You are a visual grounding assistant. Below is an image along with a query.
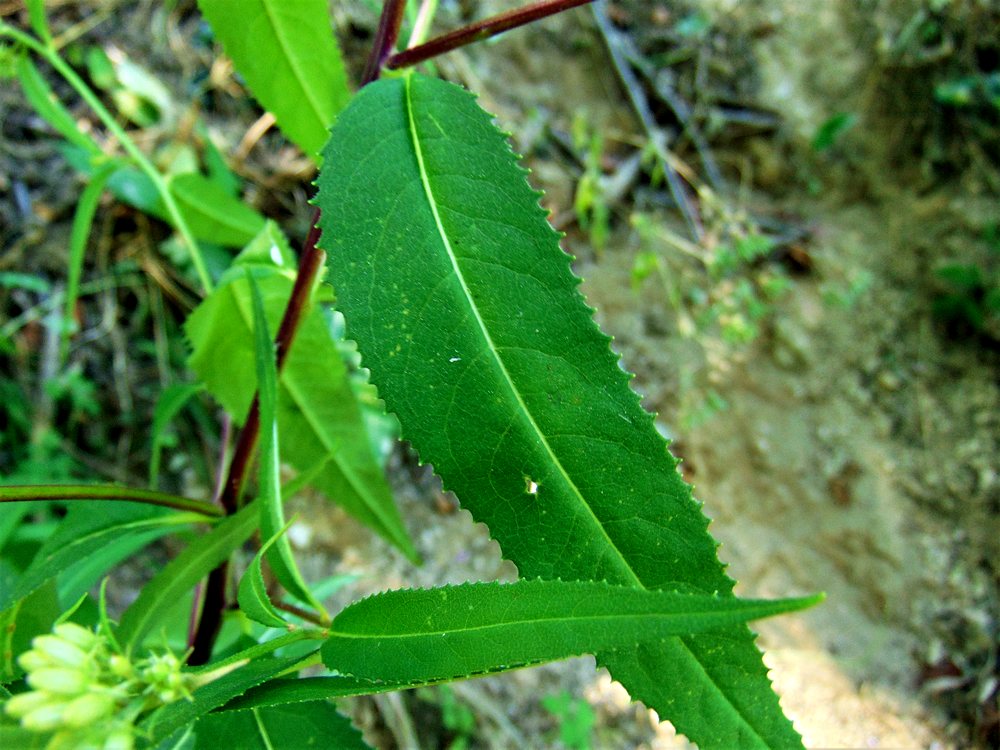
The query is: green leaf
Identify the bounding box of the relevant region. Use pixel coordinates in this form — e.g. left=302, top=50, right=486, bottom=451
left=102, top=167, right=264, bottom=247
left=16, top=56, right=99, bottom=154
left=247, top=273, right=324, bottom=617
left=117, top=502, right=258, bottom=650
left=64, top=161, right=117, bottom=362
left=199, top=123, right=242, bottom=197
left=25, top=0, right=51, bottom=46
left=316, top=73, right=806, bottom=749
left=195, top=0, right=351, bottom=158
left=236, top=522, right=291, bottom=630
left=192, top=702, right=369, bottom=750
left=0, top=726, right=50, bottom=750
left=167, top=172, right=265, bottom=247
left=186, top=224, right=416, bottom=561
left=0, top=501, right=187, bottom=612
left=222, top=676, right=394, bottom=712
left=321, top=580, right=820, bottom=685
left=0, top=580, right=59, bottom=681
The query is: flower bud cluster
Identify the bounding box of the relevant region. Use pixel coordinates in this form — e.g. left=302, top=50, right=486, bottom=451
left=3, top=622, right=196, bottom=750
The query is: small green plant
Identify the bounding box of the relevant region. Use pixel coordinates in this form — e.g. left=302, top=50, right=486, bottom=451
left=571, top=111, right=613, bottom=252
left=542, top=689, right=595, bottom=750
left=437, top=685, right=477, bottom=750
left=630, top=195, right=793, bottom=426
left=0, top=2, right=821, bottom=748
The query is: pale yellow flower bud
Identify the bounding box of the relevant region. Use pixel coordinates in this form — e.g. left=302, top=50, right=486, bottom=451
left=53, top=622, right=100, bottom=650
left=21, top=701, right=67, bottom=731
left=33, top=635, right=89, bottom=668
left=3, top=689, right=51, bottom=718
left=16, top=650, right=52, bottom=672
left=27, top=666, right=88, bottom=695
left=62, top=692, right=116, bottom=727
left=108, top=655, right=134, bottom=679
left=103, top=729, right=135, bottom=750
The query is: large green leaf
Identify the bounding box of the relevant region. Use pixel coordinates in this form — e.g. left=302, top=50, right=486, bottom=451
left=186, top=224, right=416, bottom=561
left=322, top=580, right=819, bottom=685
left=315, top=73, right=806, bottom=749
left=195, top=0, right=351, bottom=158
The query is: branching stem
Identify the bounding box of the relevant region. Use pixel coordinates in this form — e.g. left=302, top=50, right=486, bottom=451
left=362, top=0, right=408, bottom=85
left=388, top=0, right=594, bottom=71
left=190, top=215, right=326, bottom=664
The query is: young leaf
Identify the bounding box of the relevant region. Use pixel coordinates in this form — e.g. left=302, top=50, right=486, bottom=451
left=186, top=224, right=416, bottom=561
left=191, top=702, right=369, bottom=750
left=100, top=166, right=265, bottom=247
left=321, top=580, right=820, bottom=685
left=195, top=0, right=351, bottom=158
left=236, top=522, right=291, bottom=630
left=117, top=502, right=258, bottom=650
left=316, top=73, right=806, bottom=749
left=167, top=172, right=265, bottom=247
left=247, top=273, right=325, bottom=618
left=16, top=57, right=100, bottom=155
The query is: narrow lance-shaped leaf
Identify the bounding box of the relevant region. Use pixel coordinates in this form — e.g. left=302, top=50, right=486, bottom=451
left=322, top=580, right=821, bottom=685
left=117, top=502, right=258, bottom=650
left=237, top=519, right=294, bottom=630
left=0, top=501, right=192, bottom=612
left=195, top=0, right=351, bottom=158
left=17, top=56, right=99, bottom=155
left=248, top=272, right=325, bottom=618
left=316, top=73, right=806, bottom=749
left=149, top=382, right=205, bottom=487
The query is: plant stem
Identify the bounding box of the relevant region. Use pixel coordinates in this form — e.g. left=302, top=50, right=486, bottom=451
left=190, top=215, right=327, bottom=664
left=0, top=484, right=222, bottom=518
left=0, top=23, right=214, bottom=294
left=388, top=0, right=594, bottom=71
left=217, top=222, right=327, bottom=516
left=362, top=0, right=408, bottom=85
left=192, top=0, right=594, bottom=663
left=273, top=600, right=327, bottom=627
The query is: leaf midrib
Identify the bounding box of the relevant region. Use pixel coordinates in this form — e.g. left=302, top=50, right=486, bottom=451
left=332, top=605, right=780, bottom=639
left=402, top=73, right=640, bottom=589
